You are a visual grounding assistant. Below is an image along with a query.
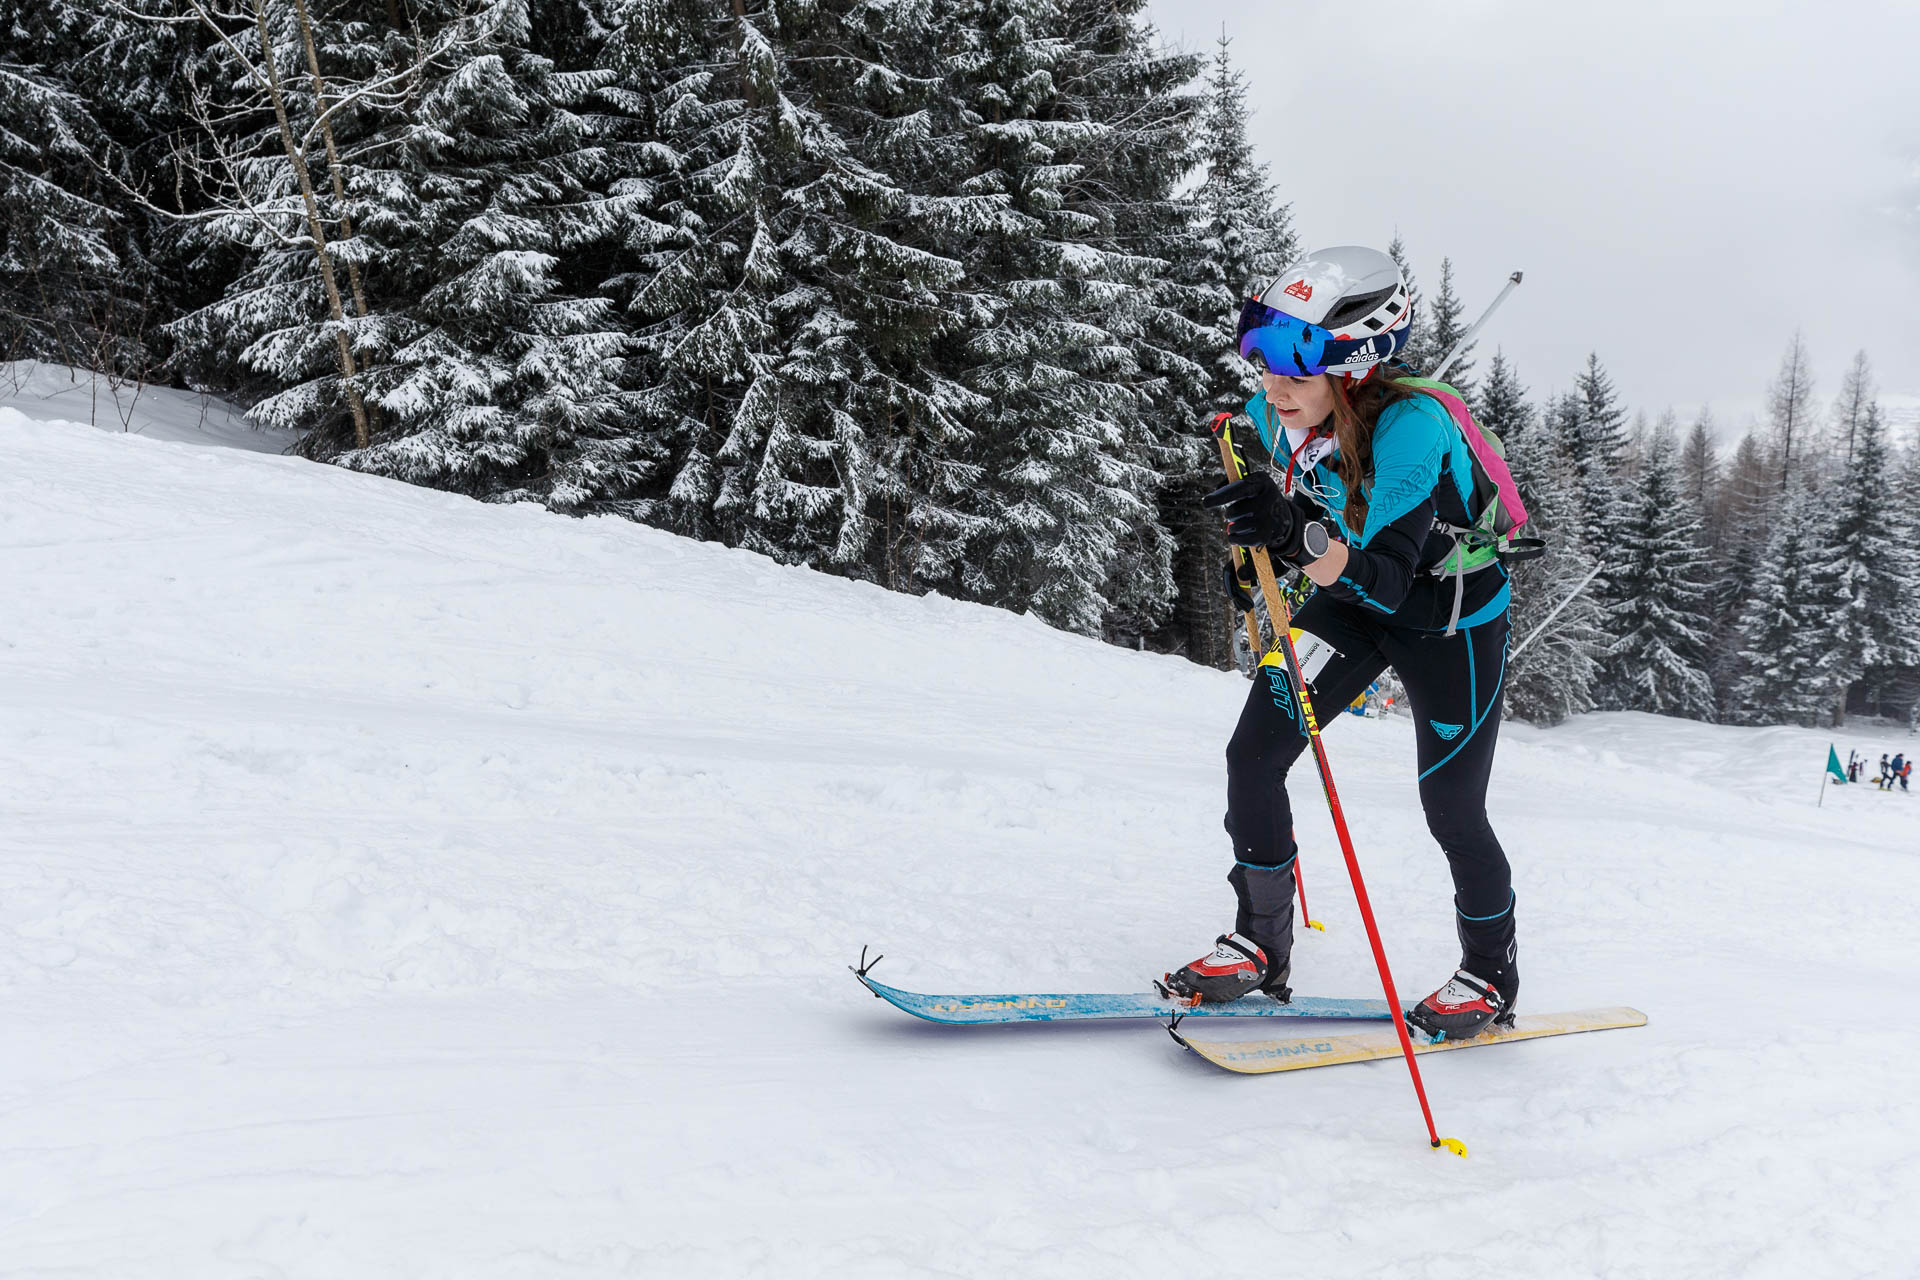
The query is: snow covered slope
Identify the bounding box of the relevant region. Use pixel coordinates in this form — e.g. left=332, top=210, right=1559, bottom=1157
left=1, top=413, right=1915, bottom=1278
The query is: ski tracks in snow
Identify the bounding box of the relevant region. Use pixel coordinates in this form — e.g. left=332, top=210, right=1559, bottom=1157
left=2, top=416, right=1918, bottom=1276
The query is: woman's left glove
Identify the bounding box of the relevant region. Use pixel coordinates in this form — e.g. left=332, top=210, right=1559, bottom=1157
left=1222, top=556, right=1258, bottom=612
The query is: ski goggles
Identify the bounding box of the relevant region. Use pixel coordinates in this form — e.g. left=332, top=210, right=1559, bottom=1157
left=1235, top=296, right=1403, bottom=377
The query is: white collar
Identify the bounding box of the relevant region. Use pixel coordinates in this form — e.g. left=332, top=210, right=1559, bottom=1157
left=1283, top=423, right=1337, bottom=473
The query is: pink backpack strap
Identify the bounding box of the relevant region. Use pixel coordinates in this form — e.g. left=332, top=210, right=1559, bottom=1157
left=1412, top=383, right=1528, bottom=531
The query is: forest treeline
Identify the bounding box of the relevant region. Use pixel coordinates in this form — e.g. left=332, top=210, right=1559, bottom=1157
left=3, top=0, right=1917, bottom=726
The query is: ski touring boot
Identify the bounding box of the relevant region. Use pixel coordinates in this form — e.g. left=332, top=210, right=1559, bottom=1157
left=1405, top=968, right=1516, bottom=1042
left=1408, top=895, right=1520, bottom=1041
left=1157, top=933, right=1291, bottom=1006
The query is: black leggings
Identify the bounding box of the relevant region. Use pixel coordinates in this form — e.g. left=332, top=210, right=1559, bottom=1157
left=1224, top=590, right=1515, bottom=970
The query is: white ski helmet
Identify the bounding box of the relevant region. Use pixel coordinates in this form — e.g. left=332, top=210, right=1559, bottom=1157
left=1236, top=245, right=1412, bottom=378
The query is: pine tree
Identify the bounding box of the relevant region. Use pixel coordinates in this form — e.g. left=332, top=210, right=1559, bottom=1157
left=1708, top=431, right=1777, bottom=710
left=1386, top=232, right=1428, bottom=373
left=1679, top=408, right=1719, bottom=549
left=169, top=0, right=634, bottom=502
left=1191, top=29, right=1294, bottom=417
left=1567, top=352, right=1628, bottom=593
left=1500, top=365, right=1604, bottom=724
left=1766, top=331, right=1815, bottom=491
left=1167, top=28, right=1295, bottom=665
left=1881, top=435, right=1920, bottom=723
left=1476, top=349, right=1528, bottom=447
left=712, top=0, right=991, bottom=571
left=0, top=59, right=122, bottom=364
left=125, top=0, right=395, bottom=449
left=1618, top=409, right=1656, bottom=487
left=1424, top=256, right=1474, bottom=403
left=1051, top=0, right=1206, bottom=647
left=0, top=0, right=207, bottom=374
left=1730, top=478, right=1842, bottom=725
left=1602, top=423, right=1717, bottom=719
left=1828, top=389, right=1920, bottom=723
left=1831, top=350, right=1874, bottom=471
left=1193, top=31, right=1295, bottom=315
left=601, top=0, right=777, bottom=542
left=812, top=0, right=1002, bottom=592
left=929, top=0, right=1184, bottom=637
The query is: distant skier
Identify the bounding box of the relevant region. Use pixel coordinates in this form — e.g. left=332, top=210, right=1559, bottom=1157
left=1879, top=754, right=1893, bottom=789
left=1161, top=246, right=1519, bottom=1042
left=1897, top=754, right=1911, bottom=793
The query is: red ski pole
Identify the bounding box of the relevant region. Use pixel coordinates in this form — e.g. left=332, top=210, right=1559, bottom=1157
left=1289, top=828, right=1323, bottom=932
left=1208, top=413, right=1460, bottom=1156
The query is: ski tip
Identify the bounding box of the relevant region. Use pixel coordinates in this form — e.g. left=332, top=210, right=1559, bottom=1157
left=1433, top=1137, right=1469, bottom=1158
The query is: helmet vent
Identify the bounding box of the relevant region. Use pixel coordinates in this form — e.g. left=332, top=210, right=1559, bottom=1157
left=1322, top=286, right=1399, bottom=329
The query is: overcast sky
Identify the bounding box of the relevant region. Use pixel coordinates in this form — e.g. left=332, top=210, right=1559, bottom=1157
left=1143, top=0, right=1920, bottom=440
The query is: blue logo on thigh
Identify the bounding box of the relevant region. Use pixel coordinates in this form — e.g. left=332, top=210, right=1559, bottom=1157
left=1429, top=720, right=1464, bottom=741
left=1266, top=667, right=1296, bottom=719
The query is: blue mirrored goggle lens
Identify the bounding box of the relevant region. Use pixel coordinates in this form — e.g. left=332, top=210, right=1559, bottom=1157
left=1236, top=298, right=1332, bottom=376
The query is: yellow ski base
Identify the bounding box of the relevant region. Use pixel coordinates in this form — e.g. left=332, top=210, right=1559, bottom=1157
left=1173, top=1006, right=1646, bottom=1075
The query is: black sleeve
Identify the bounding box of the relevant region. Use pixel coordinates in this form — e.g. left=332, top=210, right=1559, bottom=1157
left=1318, top=496, right=1433, bottom=615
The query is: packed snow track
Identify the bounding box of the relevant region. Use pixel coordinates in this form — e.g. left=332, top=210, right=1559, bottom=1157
left=1, top=410, right=1914, bottom=1278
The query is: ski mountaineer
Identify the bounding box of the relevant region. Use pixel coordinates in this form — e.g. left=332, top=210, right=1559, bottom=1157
left=1160, top=245, right=1520, bottom=1042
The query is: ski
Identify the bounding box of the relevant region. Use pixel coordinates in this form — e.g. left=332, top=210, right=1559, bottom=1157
left=853, top=969, right=1392, bottom=1025
left=1170, top=1006, right=1646, bottom=1074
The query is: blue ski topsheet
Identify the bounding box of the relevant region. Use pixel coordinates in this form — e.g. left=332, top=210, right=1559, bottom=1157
left=854, top=971, right=1392, bottom=1024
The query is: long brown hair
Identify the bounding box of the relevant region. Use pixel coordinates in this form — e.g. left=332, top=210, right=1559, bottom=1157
left=1325, top=368, right=1424, bottom=533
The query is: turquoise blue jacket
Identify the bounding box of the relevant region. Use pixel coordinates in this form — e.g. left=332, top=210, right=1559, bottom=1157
left=1244, top=390, right=1510, bottom=631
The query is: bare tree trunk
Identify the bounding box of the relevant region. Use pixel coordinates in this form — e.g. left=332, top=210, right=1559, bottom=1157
left=289, top=0, right=382, bottom=434
left=250, top=0, right=372, bottom=449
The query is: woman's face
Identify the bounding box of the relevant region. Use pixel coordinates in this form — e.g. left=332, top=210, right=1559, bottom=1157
left=1261, top=370, right=1335, bottom=431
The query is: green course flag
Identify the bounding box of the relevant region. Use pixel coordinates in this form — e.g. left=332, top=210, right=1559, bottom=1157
left=1827, top=746, right=1848, bottom=784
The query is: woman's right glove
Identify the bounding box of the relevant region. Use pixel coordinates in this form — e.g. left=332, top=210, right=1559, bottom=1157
left=1204, top=471, right=1295, bottom=547
left=1204, top=472, right=1327, bottom=567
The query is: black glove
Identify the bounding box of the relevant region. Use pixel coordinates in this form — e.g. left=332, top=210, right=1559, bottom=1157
left=1223, top=556, right=1258, bottom=612
left=1204, top=471, right=1294, bottom=547
left=1203, top=472, right=1329, bottom=565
